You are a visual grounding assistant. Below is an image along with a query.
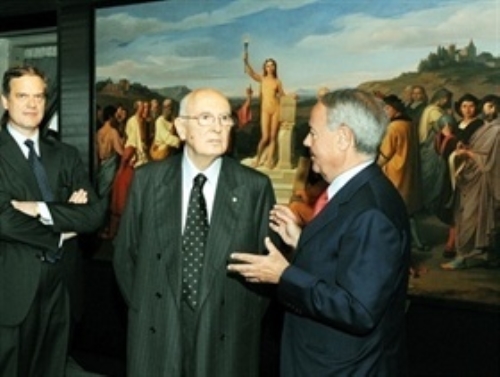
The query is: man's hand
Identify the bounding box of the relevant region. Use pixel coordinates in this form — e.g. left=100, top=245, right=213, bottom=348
left=10, top=188, right=88, bottom=218
left=227, top=237, right=289, bottom=284
left=68, top=188, right=88, bottom=204
left=269, top=204, right=301, bottom=249
left=10, top=200, right=38, bottom=217
left=62, top=189, right=89, bottom=239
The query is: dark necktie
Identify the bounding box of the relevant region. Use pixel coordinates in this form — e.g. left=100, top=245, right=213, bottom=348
left=25, top=139, right=60, bottom=263
left=181, top=174, right=209, bottom=309
left=25, top=139, right=54, bottom=202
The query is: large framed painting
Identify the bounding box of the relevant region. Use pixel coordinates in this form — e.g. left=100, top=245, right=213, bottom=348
left=94, top=0, right=500, bottom=306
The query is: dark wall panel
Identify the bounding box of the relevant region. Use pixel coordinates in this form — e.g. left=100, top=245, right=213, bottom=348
left=58, top=3, right=95, bottom=176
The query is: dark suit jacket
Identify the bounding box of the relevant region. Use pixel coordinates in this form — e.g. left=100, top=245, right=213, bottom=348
left=278, top=163, right=410, bottom=377
left=113, top=154, right=276, bottom=377
left=0, top=128, right=105, bottom=326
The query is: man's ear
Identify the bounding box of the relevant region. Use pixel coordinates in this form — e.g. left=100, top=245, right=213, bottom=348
left=174, top=118, right=186, bottom=141
left=1, top=94, right=8, bottom=110
left=337, top=125, right=353, bottom=151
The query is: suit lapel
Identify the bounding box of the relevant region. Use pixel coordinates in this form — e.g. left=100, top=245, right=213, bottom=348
left=155, top=156, right=183, bottom=308
left=0, top=129, right=42, bottom=200
left=39, top=138, right=61, bottom=200
left=298, top=163, right=380, bottom=251
left=197, top=157, right=241, bottom=310
left=297, top=196, right=340, bottom=253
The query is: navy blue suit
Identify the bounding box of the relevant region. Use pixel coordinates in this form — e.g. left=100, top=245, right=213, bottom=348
left=278, top=163, right=410, bottom=376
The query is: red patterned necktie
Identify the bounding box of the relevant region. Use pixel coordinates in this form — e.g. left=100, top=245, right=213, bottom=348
left=312, top=190, right=329, bottom=217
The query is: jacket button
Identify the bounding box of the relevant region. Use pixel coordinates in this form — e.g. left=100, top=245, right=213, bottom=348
left=149, top=326, right=156, bottom=334
left=155, top=292, right=162, bottom=299
left=156, top=253, right=162, bottom=260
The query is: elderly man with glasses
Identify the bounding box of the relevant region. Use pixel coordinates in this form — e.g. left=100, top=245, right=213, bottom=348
left=114, top=88, right=278, bottom=377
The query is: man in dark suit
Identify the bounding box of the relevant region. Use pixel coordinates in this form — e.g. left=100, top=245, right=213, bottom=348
left=0, top=65, right=105, bottom=377
left=113, top=88, right=276, bottom=377
left=229, top=88, right=411, bottom=376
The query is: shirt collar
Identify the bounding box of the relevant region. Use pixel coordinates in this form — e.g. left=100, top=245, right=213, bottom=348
left=182, top=152, right=222, bottom=187
left=7, top=124, right=41, bottom=156
left=327, top=159, right=373, bottom=199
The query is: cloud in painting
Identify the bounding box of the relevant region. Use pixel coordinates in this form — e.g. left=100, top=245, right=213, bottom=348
left=95, top=0, right=499, bottom=96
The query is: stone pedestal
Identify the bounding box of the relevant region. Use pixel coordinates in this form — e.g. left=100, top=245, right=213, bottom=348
left=276, top=94, right=296, bottom=170
left=277, top=121, right=293, bottom=170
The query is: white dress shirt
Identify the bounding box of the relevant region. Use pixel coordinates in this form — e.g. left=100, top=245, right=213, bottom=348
left=181, top=153, right=222, bottom=231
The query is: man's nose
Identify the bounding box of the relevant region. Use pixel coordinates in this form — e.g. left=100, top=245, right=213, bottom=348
left=26, top=96, right=38, bottom=107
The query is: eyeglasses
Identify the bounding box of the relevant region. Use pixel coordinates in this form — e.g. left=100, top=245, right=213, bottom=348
left=180, top=112, right=234, bottom=128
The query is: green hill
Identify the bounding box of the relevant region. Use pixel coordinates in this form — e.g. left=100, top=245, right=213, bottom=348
left=358, top=62, right=500, bottom=100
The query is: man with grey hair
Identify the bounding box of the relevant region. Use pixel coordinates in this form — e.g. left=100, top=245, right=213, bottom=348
left=229, top=88, right=411, bottom=376
left=114, top=88, right=276, bottom=377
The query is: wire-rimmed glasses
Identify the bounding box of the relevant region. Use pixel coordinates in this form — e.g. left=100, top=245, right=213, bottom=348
left=179, top=112, right=234, bottom=128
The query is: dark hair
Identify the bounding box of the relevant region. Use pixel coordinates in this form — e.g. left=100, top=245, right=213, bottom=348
left=168, top=99, right=180, bottom=121
left=0, top=112, right=7, bottom=129
left=454, top=93, right=480, bottom=118
left=262, top=58, right=278, bottom=78
left=383, top=94, right=406, bottom=113
left=103, top=105, right=117, bottom=122
left=481, top=94, right=500, bottom=109
left=2, top=64, right=48, bottom=97
left=1, top=65, right=48, bottom=129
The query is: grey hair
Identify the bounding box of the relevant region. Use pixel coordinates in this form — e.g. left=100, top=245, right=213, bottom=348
left=320, top=88, right=388, bottom=157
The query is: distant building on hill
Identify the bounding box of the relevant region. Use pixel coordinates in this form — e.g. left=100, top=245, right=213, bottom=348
left=419, top=40, right=498, bottom=71
left=439, top=40, right=477, bottom=62
left=99, top=78, right=130, bottom=96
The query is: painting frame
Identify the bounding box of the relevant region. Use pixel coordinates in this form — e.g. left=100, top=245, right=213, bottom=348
left=93, top=0, right=500, bottom=307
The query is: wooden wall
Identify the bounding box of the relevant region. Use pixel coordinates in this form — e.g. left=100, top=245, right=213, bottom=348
left=0, top=0, right=160, bottom=180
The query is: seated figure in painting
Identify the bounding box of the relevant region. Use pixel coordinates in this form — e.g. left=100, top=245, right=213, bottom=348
left=149, top=98, right=181, bottom=161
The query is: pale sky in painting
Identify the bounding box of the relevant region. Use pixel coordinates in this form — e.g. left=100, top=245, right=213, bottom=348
left=95, top=0, right=499, bottom=97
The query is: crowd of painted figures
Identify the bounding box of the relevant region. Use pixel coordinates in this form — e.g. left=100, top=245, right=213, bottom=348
left=374, top=86, right=500, bottom=271
left=96, top=85, right=500, bottom=273
left=95, top=97, right=181, bottom=239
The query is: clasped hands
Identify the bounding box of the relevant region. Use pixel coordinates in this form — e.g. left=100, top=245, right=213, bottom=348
left=11, top=189, right=88, bottom=240
left=227, top=204, right=302, bottom=284
left=455, top=141, right=473, bottom=158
